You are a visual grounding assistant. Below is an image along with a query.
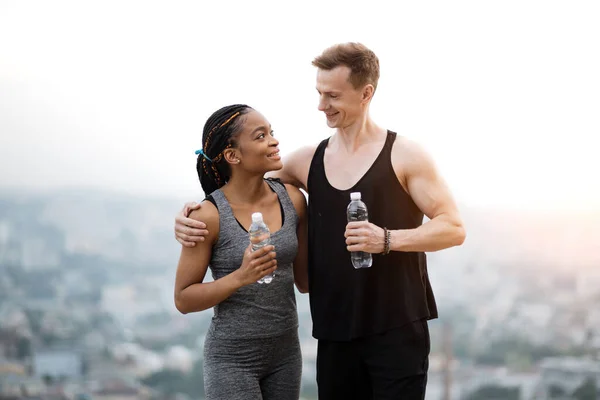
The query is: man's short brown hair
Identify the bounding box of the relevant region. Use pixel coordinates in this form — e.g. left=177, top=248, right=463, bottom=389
left=312, top=42, right=380, bottom=90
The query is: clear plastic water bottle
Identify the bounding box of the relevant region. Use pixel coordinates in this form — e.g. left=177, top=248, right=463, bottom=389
left=249, top=212, right=274, bottom=284
left=347, top=192, right=372, bottom=269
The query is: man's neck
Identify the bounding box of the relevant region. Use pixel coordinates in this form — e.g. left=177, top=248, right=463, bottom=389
left=332, top=114, right=386, bottom=153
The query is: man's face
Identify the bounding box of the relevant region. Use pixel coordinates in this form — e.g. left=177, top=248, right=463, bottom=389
left=316, top=66, right=366, bottom=129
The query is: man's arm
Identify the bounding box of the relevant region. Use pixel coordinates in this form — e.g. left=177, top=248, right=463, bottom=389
left=266, top=145, right=317, bottom=191
left=174, top=201, right=278, bottom=314
left=174, top=202, right=238, bottom=314
left=345, top=138, right=465, bottom=254
left=175, top=202, right=208, bottom=247
left=390, top=139, right=466, bottom=252
left=176, top=145, right=317, bottom=247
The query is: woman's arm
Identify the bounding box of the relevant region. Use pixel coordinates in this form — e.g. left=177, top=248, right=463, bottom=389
left=286, top=184, right=309, bottom=293
left=174, top=201, right=278, bottom=314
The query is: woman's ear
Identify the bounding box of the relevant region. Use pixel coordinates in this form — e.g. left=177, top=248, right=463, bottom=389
left=223, top=148, right=241, bottom=165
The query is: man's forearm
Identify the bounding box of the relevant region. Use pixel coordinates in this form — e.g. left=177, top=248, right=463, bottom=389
left=390, top=216, right=465, bottom=252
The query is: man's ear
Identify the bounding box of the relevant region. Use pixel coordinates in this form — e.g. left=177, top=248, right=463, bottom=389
left=362, top=84, right=375, bottom=103
left=224, top=148, right=240, bottom=165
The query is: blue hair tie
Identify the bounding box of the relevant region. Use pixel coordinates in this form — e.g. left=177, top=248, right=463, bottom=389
left=195, top=149, right=212, bottom=163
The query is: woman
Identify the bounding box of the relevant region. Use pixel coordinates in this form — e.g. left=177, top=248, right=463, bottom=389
left=174, top=104, right=308, bottom=400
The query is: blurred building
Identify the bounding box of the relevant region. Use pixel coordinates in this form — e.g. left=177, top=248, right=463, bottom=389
left=32, top=349, right=84, bottom=381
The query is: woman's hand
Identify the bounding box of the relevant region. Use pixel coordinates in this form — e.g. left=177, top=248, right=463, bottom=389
left=235, top=243, right=278, bottom=286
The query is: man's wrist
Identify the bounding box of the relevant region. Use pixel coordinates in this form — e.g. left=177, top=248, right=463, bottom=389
left=382, top=227, right=391, bottom=255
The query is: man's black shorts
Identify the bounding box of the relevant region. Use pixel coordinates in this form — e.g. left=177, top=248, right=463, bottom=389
left=316, top=319, right=430, bottom=400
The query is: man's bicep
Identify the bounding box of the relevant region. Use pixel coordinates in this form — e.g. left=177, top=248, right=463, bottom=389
left=405, top=151, right=459, bottom=221
left=272, top=146, right=315, bottom=190
left=266, top=166, right=299, bottom=186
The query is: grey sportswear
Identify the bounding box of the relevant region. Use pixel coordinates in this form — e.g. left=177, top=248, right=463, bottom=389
left=203, top=179, right=302, bottom=400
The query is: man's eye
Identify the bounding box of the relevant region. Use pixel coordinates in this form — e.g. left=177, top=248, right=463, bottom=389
left=257, top=133, right=265, bottom=139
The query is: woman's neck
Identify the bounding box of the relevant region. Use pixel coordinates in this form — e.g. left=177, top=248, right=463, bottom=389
left=221, top=174, right=270, bottom=205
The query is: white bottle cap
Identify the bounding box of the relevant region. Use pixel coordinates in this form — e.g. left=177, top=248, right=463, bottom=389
left=251, top=212, right=263, bottom=223
left=350, top=192, right=361, bottom=201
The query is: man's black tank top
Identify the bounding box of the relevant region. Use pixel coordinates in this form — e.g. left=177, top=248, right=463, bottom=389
left=307, top=130, right=438, bottom=341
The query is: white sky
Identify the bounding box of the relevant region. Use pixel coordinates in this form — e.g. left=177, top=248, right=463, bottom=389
left=1, top=0, right=599, bottom=211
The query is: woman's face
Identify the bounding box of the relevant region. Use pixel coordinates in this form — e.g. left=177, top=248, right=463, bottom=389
left=231, top=109, right=282, bottom=174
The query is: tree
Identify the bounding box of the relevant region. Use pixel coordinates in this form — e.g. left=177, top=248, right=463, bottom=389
left=572, top=377, right=597, bottom=400
left=142, top=362, right=205, bottom=398
left=42, top=374, right=54, bottom=386
left=548, top=384, right=567, bottom=398
left=16, top=336, right=32, bottom=360
left=465, top=385, right=520, bottom=400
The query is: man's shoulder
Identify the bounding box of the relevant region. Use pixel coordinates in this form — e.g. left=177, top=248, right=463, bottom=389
left=390, top=134, right=437, bottom=179
left=391, top=135, right=431, bottom=163
left=276, top=140, right=324, bottom=190
left=285, top=143, right=320, bottom=166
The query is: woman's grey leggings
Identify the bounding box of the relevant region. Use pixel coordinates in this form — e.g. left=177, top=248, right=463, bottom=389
left=203, top=328, right=302, bottom=400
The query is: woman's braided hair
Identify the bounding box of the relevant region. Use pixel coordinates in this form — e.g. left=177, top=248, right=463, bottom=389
left=196, top=104, right=252, bottom=195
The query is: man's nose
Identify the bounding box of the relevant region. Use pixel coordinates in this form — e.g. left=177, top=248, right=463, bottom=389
left=318, top=97, right=328, bottom=111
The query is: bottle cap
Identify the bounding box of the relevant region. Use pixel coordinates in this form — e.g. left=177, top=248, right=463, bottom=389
left=251, top=212, right=263, bottom=223
left=350, top=192, right=361, bottom=201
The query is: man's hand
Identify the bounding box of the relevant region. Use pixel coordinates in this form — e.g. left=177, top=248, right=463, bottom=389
left=175, top=202, right=209, bottom=247
left=344, top=221, right=385, bottom=254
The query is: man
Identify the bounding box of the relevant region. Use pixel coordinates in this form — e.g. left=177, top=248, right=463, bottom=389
left=175, top=43, right=466, bottom=399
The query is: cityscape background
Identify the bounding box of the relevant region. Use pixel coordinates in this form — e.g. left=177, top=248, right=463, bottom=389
left=1, top=1, right=599, bottom=399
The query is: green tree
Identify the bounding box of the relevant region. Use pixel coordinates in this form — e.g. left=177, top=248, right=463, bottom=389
left=465, top=385, right=520, bottom=400
left=572, top=377, right=597, bottom=400
left=16, top=336, right=32, bottom=360
left=548, top=384, right=567, bottom=398
left=142, top=360, right=205, bottom=398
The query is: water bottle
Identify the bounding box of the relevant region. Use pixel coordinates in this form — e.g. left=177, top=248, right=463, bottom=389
left=249, top=212, right=274, bottom=284
left=347, top=192, right=372, bottom=269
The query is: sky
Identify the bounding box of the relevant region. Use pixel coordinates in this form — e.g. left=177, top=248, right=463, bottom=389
left=0, top=0, right=599, bottom=211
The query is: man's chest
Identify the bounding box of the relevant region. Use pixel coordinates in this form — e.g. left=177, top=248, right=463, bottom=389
left=323, top=148, right=385, bottom=191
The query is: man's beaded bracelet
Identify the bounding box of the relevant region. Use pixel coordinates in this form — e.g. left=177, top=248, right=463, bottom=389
left=382, top=227, right=391, bottom=255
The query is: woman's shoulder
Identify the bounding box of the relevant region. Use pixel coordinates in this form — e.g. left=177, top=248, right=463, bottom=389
left=188, top=198, right=220, bottom=227
left=283, top=183, right=303, bottom=198
left=266, top=177, right=302, bottom=196
left=283, top=184, right=306, bottom=215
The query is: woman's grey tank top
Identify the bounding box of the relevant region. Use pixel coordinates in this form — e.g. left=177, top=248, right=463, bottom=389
left=207, top=178, right=299, bottom=339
